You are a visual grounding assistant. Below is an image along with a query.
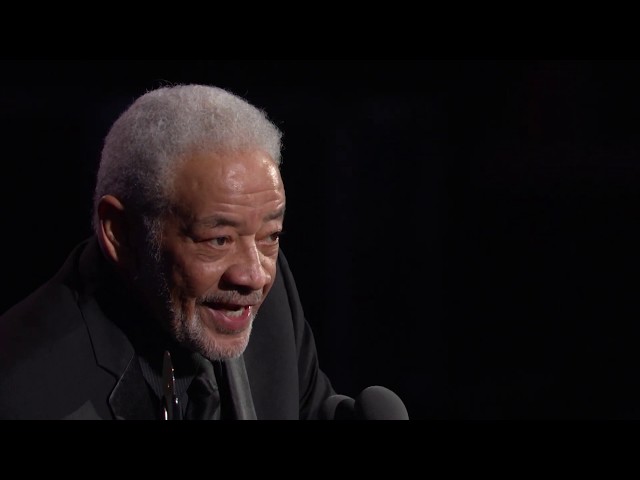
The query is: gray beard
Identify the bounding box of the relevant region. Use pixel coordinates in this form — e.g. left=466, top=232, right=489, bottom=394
left=133, top=232, right=253, bottom=361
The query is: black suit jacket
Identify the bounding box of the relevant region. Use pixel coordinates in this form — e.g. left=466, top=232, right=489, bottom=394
left=0, top=237, right=335, bottom=419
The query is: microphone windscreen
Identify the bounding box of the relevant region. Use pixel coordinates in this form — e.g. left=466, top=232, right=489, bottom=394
left=354, top=386, right=409, bottom=420
left=320, top=394, right=356, bottom=420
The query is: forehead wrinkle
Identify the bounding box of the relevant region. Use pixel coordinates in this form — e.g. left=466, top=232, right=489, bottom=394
left=170, top=149, right=284, bottom=227
left=192, top=205, right=285, bottom=229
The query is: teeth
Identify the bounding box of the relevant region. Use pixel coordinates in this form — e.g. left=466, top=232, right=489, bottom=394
left=223, top=307, right=244, bottom=318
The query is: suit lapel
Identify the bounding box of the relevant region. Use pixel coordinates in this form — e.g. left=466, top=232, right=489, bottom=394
left=78, top=292, right=157, bottom=419
left=109, top=355, right=158, bottom=420
left=76, top=238, right=159, bottom=420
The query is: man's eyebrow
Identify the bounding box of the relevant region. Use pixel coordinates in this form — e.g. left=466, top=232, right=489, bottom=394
left=195, top=207, right=286, bottom=228
left=264, top=206, right=286, bottom=222
left=195, top=216, right=239, bottom=228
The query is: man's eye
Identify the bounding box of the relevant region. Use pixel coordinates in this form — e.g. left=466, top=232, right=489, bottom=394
left=269, top=231, right=282, bottom=243
left=210, top=237, right=230, bottom=247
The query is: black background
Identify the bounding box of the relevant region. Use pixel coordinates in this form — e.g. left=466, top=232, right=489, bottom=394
left=2, top=59, right=640, bottom=420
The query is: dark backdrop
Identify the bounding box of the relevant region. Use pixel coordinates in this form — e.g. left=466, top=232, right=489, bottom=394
left=1, top=59, right=639, bottom=420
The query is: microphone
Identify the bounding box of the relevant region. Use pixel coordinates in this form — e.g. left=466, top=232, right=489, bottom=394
left=355, top=386, right=409, bottom=420
left=320, top=394, right=356, bottom=420
left=321, top=386, right=409, bottom=420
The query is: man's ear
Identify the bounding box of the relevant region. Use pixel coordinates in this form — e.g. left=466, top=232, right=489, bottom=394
left=96, top=194, right=131, bottom=267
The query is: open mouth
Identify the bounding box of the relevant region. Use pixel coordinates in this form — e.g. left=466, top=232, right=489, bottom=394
left=203, top=302, right=249, bottom=317
left=199, top=301, right=254, bottom=333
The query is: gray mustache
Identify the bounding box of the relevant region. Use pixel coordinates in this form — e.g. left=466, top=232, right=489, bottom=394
left=199, top=291, right=263, bottom=306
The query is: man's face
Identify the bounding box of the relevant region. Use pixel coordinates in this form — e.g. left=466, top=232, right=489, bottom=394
left=137, top=148, right=285, bottom=360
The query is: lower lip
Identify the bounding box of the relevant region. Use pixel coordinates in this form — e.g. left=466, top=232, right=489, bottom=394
left=201, top=305, right=253, bottom=333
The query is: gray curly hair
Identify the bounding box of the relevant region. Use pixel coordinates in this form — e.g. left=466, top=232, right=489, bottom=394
left=92, top=84, right=283, bottom=239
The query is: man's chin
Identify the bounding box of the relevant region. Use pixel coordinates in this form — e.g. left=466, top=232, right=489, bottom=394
left=200, top=327, right=252, bottom=361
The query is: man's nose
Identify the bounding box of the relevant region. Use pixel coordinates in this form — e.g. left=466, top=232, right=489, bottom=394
left=221, top=241, right=270, bottom=291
